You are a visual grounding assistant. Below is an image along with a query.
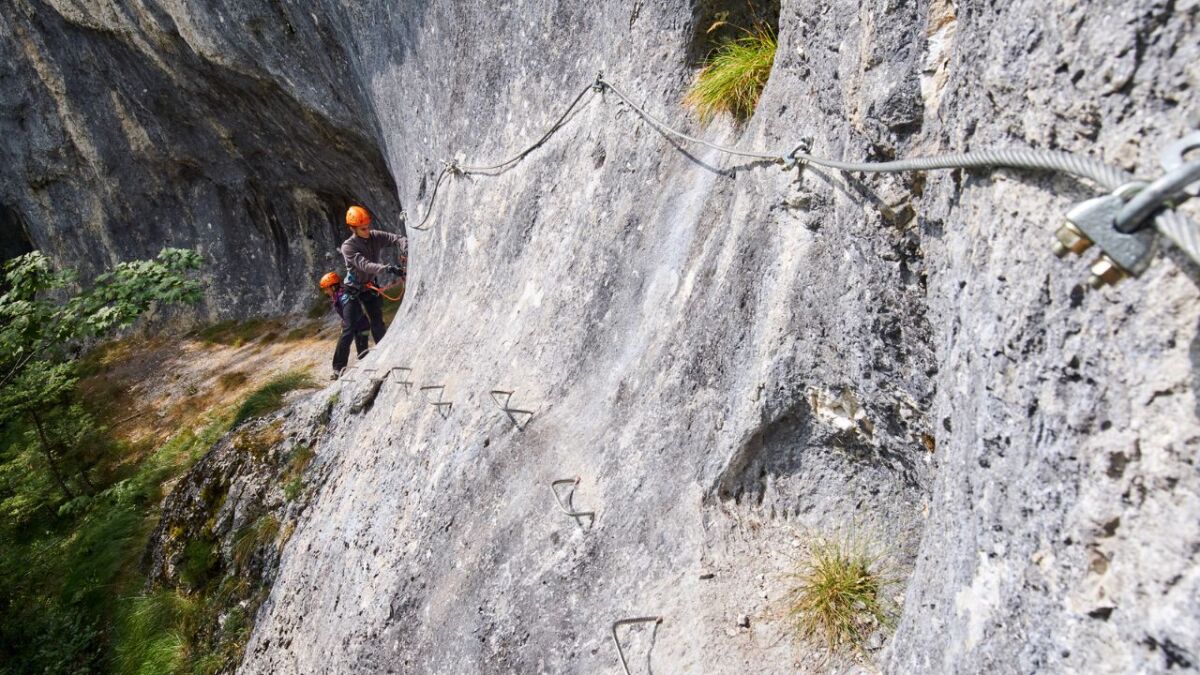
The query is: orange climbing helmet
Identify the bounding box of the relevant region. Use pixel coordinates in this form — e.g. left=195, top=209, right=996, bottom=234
left=319, top=271, right=341, bottom=289
left=346, top=205, right=371, bottom=227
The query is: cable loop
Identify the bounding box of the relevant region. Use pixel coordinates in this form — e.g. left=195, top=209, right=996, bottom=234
left=1115, top=159, right=1200, bottom=233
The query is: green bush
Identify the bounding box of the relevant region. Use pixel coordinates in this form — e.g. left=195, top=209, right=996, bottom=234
left=179, top=538, right=219, bottom=590
left=685, top=25, right=777, bottom=123
left=788, top=533, right=895, bottom=653
left=114, top=590, right=203, bottom=674
left=233, top=514, right=280, bottom=569
left=233, top=370, right=317, bottom=425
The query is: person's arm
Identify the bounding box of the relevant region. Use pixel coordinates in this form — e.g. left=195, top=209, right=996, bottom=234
left=371, top=229, right=409, bottom=255
left=341, top=241, right=389, bottom=279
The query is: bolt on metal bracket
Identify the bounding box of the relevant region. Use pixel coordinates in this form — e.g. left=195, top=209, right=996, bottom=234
left=549, top=477, right=595, bottom=527
left=419, top=385, right=453, bottom=418
left=388, top=367, right=414, bottom=392
left=611, top=616, right=663, bottom=675
left=489, top=389, right=534, bottom=429
left=1054, top=182, right=1158, bottom=288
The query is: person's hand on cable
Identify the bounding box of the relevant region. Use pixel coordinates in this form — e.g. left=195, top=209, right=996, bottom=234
left=385, top=263, right=404, bottom=277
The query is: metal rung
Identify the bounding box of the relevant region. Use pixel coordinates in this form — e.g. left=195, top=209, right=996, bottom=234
left=388, top=366, right=413, bottom=391
left=420, top=385, right=452, bottom=417
left=549, top=477, right=595, bottom=526
left=489, top=389, right=534, bottom=429
left=611, top=616, right=663, bottom=675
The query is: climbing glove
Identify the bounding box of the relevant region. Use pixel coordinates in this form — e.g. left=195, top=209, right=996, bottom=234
left=385, top=264, right=404, bottom=276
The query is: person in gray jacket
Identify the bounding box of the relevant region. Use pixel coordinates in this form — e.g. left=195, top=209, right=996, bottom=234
left=335, top=204, right=407, bottom=373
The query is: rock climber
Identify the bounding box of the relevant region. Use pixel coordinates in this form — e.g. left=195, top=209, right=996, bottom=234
left=320, top=272, right=370, bottom=380
left=334, top=204, right=407, bottom=374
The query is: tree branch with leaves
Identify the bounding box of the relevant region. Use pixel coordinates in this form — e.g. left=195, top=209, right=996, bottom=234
left=0, top=248, right=204, bottom=501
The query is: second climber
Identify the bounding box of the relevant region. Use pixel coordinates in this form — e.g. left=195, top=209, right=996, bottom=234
left=334, top=204, right=407, bottom=374
left=320, top=271, right=370, bottom=380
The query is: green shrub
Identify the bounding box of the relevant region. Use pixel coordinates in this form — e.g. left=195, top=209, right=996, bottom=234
left=283, top=477, right=303, bottom=501
left=788, top=533, right=895, bottom=653
left=179, top=538, right=219, bottom=590
left=281, top=443, right=316, bottom=502
left=685, top=25, right=777, bottom=123
left=114, top=591, right=203, bottom=674
left=233, top=370, right=316, bottom=425
left=233, top=514, right=280, bottom=569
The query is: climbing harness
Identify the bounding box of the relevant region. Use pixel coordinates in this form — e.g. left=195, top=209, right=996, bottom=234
left=399, top=74, right=1200, bottom=286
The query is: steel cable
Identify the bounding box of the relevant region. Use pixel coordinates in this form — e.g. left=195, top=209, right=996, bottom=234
left=406, top=165, right=452, bottom=232
left=456, top=83, right=598, bottom=174
left=598, top=78, right=781, bottom=162
left=788, top=148, right=1133, bottom=191
left=403, top=75, right=1200, bottom=269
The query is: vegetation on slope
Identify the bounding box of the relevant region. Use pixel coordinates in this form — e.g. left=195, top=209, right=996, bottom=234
left=0, top=250, right=330, bottom=673
left=788, top=533, right=897, bottom=654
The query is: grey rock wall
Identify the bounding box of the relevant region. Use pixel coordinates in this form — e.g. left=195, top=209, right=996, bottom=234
left=242, top=1, right=1199, bottom=672
left=0, top=0, right=402, bottom=315
left=8, top=0, right=1200, bottom=672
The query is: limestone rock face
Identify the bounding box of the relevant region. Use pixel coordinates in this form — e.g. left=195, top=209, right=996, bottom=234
left=0, top=0, right=401, bottom=315
left=10, top=0, right=1200, bottom=672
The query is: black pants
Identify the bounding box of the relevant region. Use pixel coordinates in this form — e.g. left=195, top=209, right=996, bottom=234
left=332, top=288, right=387, bottom=371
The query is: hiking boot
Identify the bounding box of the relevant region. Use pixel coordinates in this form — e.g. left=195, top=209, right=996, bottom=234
left=331, top=369, right=343, bottom=381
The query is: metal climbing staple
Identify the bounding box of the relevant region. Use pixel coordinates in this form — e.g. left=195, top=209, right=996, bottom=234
left=610, top=616, right=664, bottom=675
left=419, top=384, right=453, bottom=417
left=489, top=389, right=534, bottom=429
left=388, top=366, right=414, bottom=392
left=549, top=476, right=595, bottom=526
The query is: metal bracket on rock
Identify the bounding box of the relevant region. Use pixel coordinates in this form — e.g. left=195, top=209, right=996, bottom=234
left=1054, top=132, right=1200, bottom=285
left=489, top=389, right=534, bottom=429
left=1054, top=182, right=1158, bottom=288
left=388, top=367, right=414, bottom=392
left=419, top=385, right=453, bottom=418
left=549, top=477, right=595, bottom=527
left=611, top=616, right=663, bottom=675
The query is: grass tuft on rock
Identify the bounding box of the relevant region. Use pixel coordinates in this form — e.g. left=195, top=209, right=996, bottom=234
left=233, top=514, right=280, bottom=569
left=685, top=24, right=777, bottom=123
left=233, top=370, right=316, bottom=425
left=788, top=534, right=895, bottom=653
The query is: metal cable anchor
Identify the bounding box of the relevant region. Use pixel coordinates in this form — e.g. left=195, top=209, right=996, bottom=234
left=611, top=616, right=663, bottom=675
left=419, top=384, right=453, bottom=417
left=489, top=389, right=534, bottom=429
left=549, top=476, right=594, bottom=526
left=783, top=137, right=813, bottom=171
left=1054, top=133, right=1200, bottom=285
left=592, top=71, right=606, bottom=92
left=1053, top=182, right=1157, bottom=288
